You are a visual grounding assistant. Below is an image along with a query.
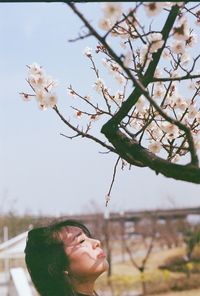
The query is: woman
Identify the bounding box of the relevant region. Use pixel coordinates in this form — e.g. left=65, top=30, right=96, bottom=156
left=24, top=219, right=109, bottom=296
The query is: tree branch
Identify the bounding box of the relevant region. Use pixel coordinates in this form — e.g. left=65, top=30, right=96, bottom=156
left=106, top=128, right=200, bottom=184
left=53, top=105, right=116, bottom=153
left=101, top=4, right=180, bottom=129
left=152, top=73, right=200, bottom=83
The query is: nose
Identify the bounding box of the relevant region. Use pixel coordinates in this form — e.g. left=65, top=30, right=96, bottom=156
left=91, top=238, right=101, bottom=249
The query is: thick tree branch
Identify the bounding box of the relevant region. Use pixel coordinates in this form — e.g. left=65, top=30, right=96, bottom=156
left=106, top=128, right=200, bottom=184
left=102, top=4, right=180, bottom=129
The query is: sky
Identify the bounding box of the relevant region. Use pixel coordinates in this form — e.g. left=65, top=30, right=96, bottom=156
left=1, top=2, right=200, bottom=216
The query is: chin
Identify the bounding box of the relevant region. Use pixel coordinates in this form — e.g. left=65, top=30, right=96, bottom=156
left=93, top=260, right=109, bottom=276
left=99, top=259, right=109, bottom=273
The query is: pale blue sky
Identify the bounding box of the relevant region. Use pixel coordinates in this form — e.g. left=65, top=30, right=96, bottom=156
left=1, top=2, right=200, bottom=216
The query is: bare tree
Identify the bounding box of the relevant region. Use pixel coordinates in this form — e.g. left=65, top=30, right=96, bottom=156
left=21, top=2, right=200, bottom=184
left=124, top=216, right=157, bottom=295
left=156, top=218, right=184, bottom=249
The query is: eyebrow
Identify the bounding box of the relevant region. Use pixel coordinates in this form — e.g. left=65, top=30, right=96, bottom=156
left=72, top=231, right=83, bottom=241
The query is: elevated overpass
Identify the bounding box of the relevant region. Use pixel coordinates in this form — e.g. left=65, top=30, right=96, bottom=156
left=66, top=206, right=200, bottom=223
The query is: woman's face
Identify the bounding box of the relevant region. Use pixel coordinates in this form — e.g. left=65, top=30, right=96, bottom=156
left=59, top=226, right=109, bottom=280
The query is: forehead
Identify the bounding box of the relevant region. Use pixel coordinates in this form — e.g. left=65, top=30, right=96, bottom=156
left=58, top=226, right=84, bottom=244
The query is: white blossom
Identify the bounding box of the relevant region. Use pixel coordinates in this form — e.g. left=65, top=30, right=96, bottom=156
left=38, top=101, right=48, bottom=111
left=195, top=18, right=200, bottom=27
left=154, top=68, right=163, bottom=78
left=94, top=78, right=105, bottom=92
left=83, top=46, right=92, bottom=57
left=102, top=2, right=122, bottom=19
left=102, top=58, right=108, bottom=68
left=129, top=116, right=141, bottom=129
left=47, top=92, right=57, bottom=107
left=139, top=45, right=152, bottom=66
left=98, top=18, right=113, bottom=31
left=188, top=104, right=198, bottom=119
left=188, top=82, right=196, bottom=90
left=149, top=124, right=163, bottom=140
left=170, top=70, right=179, bottom=78
left=180, top=52, right=191, bottom=65
left=35, top=89, right=47, bottom=103
left=194, top=137, right=200, bottom=150
left=162, top=122, right=179, bottom=139
left=114, top=90, right=124, bottom=103
left=173, top=96, right=188, bottom=110
left=28, top=62, right=44, bottom=76
left=28, top=74, right=43, bottom=89
left=109, top=61, right=120, bottom=74
left=111, top=22, right=130, bottom=39
left=148, top=33, right=164, bottom=53
left=169, top=82, right=179, bottom=95
left=164, top=2, right=173, bottom=7
left=102, top=59, right=122, bottom=77
left=123, top=51, right=132, bottom=67
left=179, top=114, right=188, bottom=125
left=28, top=72, right=57, bottom=92
left=164, top=96, right=173, bottom=106
left=153, top=85, right=165, bottom=99
left=175, top=2, right=185, bottom=7
left=114, top=73, right=126, bottom=84
left=144, top=2, right=165, bottom=17
left=171, top=40, right=185, bottom=54
left=22, top=62, right=58, bottom=110
left=162, top=48, right=170, bottom=59
left=173, top=18, right=190, bottom=41
left=135, top=96, right=146, bottom=112
left=148, top=141, right=162, bottom=154
left=195, top=113, right=200, bottom=124
left=105, top=195, right=111, bottom=207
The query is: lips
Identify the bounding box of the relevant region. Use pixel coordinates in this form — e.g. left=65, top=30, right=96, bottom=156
left=97, top=251, right=106, bottom=259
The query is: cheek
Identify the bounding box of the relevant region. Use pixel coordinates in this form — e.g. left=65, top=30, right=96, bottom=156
left=68, top=249, right=108, bottom=277
left=69, top=250, right=94, bottom=274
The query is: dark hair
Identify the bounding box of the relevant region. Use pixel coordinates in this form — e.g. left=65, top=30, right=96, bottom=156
left=24, top=219, right=91, bottom=296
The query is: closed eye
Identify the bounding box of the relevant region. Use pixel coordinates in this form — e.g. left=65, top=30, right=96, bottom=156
left=79, top=239, right=85, bottom=244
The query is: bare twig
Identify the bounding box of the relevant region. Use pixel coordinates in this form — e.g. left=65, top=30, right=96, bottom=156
left=106, top=156, right=120, bottom=207
left=152, top=73, right=200, bottom=83
left=53, top=105, right=116, bottom=153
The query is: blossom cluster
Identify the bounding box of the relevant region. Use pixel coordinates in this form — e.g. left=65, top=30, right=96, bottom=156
left=74, top=41, right=200, bottom=163
left=20, top=63, right=58, bottom=110
left=82, top=3, right=200, bottom=162
left=21, top=2, right=200, bottom=164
